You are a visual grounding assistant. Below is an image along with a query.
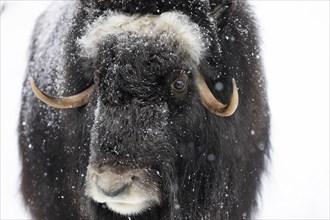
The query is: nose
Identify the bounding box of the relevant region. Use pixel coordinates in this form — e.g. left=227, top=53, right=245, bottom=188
left=89, top=166, right=137, bottom=198
left=95, top=171, right=134, bottom=197
left=86, top=164, right=162, bottom=215
left=98, top=181, right=131, bottom=197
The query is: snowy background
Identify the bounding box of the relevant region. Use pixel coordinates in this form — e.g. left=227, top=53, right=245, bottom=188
left=1, top=1, right=329, bottom=219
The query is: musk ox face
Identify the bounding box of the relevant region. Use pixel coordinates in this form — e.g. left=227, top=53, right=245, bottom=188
left=84, top=14, right=202, bottom=215
left=28, top=11, right=239, bottom=216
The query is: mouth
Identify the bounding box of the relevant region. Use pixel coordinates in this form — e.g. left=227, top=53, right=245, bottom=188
left=102, top=200, right=154, bottom=216
left=85, top=165, right=161, bottom=216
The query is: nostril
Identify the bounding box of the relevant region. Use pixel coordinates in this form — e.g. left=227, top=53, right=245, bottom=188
left=131, top=175, right=138, bottom=181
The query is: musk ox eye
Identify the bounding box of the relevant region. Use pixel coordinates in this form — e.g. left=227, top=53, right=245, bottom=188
left=171, top=76, right=188, bottom=94
left=173, top=80, right=185, bottom=91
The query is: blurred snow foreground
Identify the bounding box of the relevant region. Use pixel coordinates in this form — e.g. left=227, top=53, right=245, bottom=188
left=0, top=1, right=329, bottom=220
left=0, top=3, right=5, bottom=14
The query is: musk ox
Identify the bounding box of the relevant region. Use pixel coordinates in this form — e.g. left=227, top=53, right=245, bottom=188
left=19, top=0, right=270, bottom=219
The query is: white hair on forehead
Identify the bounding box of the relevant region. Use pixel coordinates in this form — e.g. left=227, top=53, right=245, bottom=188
left=79, top=11, right=207, bottom=64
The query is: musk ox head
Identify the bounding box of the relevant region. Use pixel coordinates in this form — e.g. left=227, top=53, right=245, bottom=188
left=29, top=11, right=238, bottom=215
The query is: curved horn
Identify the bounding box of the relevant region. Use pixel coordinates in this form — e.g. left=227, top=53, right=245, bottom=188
left=196, top=72, right=239, bottom=117
left=29, top=77, right=94, bottom=109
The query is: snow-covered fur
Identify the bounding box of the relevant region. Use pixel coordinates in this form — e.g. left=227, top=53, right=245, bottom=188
left=19, top=0, right=270, bottom=219
left=79, top=11, right=207, bottom=64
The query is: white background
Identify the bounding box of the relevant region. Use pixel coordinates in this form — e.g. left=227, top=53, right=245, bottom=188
left=1, top=1, right=329, bottom=219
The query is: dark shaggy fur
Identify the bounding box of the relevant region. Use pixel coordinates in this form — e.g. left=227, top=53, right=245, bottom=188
left=19, top=0, right=270, bottom=219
